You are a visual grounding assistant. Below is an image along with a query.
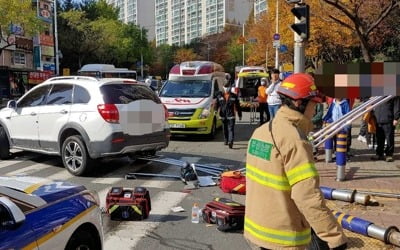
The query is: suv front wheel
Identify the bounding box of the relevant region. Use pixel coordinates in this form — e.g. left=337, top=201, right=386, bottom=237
left=62, top=135, right=92, bottom=176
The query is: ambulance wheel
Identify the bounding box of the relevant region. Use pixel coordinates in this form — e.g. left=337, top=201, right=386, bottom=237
left=0, top=127, right=10, bottom=160
left=61, top=135, right=93, bottom=176
left=65, top=228, right=100, bottom=250
left=208, top=119, right=217, bottom=139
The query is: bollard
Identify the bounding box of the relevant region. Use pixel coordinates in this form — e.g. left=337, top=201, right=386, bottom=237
left=335, top=130, right=347, bottom=181
left=324, top=137, right=333, bottom=163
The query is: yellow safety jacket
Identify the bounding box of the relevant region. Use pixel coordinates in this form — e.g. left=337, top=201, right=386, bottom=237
left=244, top=105, right=347, bottom=250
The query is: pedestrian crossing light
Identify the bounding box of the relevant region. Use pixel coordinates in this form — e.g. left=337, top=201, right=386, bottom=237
left=290, top=4, right=310, bottom=40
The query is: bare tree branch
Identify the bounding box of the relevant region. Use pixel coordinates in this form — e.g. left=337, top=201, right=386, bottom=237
left=328, top=14, right=355, bottom=31
left=366, top=0, right=399, bottom=35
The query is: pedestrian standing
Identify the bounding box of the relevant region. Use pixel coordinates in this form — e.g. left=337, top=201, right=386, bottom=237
left=215, top=81, right=242, bottom=149
left=371, top=96, right=400, bottom=162
left=245, top=73, right=348, bottom=250
left=323, top=98, right=352, bottom=160
left=357, top=97, right=369, bottom=144
left=257, top=78, right=270, bottom=125
left=266, top=69, right=282, bottom=119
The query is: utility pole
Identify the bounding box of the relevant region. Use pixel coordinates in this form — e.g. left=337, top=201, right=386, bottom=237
left=290, top=1, right=309, bottom=73
left=293, top=4, right=305, bottom=73
left=54, top=0, right=59, bottom=76
left=275, top=0, right=279, bottom=69
left=242, top=23, right=245, bottom=66
left=140, top=28, right=144, bottom=79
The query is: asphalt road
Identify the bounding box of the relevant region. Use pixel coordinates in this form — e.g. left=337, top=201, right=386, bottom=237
left=0, top=112, right=258, bottom=250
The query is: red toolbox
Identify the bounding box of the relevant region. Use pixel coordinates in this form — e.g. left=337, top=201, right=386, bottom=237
left=106, top=186, right=151, bottom=220
left=202, top=197, right=245, bottom=232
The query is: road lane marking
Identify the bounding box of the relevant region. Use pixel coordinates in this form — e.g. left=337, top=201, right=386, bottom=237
left=103, top=191, right=187, bottom=249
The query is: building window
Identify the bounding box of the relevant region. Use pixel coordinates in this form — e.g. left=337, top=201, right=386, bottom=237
left=13, top=52, right=26, bottom=65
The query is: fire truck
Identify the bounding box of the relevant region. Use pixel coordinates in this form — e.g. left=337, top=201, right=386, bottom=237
left=158, top=61, right=225, bottom=138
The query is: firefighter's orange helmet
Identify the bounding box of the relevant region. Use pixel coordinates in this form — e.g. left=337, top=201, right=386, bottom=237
left=277, top=73, right=322, bottom=103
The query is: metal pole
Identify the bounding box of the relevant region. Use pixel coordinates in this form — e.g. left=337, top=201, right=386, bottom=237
left=242, top=23, right=245, bottom=66
left=140, top=28, right=144, bottom=79
left=54, top=0, right=59, bottom=76
left=293, top=3, right=305, bottom=73
left=275, top=0, right=279, bottom=69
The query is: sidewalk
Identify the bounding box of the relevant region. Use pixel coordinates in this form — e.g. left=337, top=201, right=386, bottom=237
left=316, top=123, right=400, bottom=249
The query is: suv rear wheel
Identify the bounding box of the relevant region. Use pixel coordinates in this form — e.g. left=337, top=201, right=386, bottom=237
left=62, top=135, right=92, bottom=176
left=0, top=127, right=10, bottom=160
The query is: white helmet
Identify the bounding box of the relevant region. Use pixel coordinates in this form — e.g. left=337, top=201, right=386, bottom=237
left=144, top=79, right=152, bottom=87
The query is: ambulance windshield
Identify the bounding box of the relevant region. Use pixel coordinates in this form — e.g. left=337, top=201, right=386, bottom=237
left=159, top=80, right=212, bottom=98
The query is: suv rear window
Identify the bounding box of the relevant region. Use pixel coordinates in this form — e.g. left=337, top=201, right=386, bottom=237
left=101, top=84, right=161, bottom=104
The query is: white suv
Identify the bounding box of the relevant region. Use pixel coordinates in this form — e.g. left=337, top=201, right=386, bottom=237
left=0, top=76, right=170, bottom=176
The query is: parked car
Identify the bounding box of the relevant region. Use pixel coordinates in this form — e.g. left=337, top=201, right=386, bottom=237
left=0, top=76, right=170, bottom=176
left=0, top=175, right=103, bottom=250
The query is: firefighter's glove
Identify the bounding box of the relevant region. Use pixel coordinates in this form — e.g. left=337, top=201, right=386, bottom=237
left=332, top=243, right=347, bottom=250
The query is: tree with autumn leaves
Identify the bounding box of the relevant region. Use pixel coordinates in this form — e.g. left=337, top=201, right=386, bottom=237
left=238, top=0, right=399, bottom=70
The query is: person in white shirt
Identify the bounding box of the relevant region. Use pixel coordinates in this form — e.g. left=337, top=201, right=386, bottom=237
left=266, top=69, right=282, bottom=119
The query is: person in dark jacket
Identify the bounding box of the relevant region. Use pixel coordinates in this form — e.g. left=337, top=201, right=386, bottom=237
left=371, top=96, right=400, bottom=162
left=215, top=81, right=242, bottom=148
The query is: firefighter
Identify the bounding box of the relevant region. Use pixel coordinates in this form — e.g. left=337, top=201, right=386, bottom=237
left=244, top=73, right=348, bottom=250
left=215, top=81, right=242, bottom=149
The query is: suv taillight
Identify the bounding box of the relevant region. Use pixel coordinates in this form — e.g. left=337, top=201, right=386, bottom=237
left=97, top=104, right=119, bottom=123
left=163, top=104, right=169, bottom=121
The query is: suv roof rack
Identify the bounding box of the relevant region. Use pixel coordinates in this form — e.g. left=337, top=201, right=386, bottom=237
left=44, top=76, right=99, bottom=82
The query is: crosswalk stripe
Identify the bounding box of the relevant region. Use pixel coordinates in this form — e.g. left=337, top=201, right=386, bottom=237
left=0, top=160, right=28, bottom=169
left=103, top=191, right=187, bottom=249
left=45, top=170, right=73, bottom=181
left=140, top=179, right=176, bottom=189
left=6, top=162, right=52, bottom=176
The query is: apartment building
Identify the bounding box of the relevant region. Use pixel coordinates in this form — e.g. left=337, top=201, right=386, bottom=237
left=254, top=0, right=267, bottom=20
left=106, top=0, right=156, bottom=40
left=155, top=0, right=253, bottom=46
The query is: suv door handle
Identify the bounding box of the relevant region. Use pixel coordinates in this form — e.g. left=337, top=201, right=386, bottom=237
left=30, top=112, right=37, bottom=116
left=60, top=109, right=68, bottom=114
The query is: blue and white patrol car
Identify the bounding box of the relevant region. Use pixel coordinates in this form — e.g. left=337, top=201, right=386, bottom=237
left=0, top=176, right=103, bottom=250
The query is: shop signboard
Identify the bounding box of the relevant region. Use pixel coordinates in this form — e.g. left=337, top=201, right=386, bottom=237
left=28, top=71, right=52, bottom=84
left=40, top=34, right=54, bottom=46
left=33, top=46, right=41, bottom=69
left=38, top=0, right=53, bottom=23
left=43, top=63, right=55, bottom=72
left=41, top=45, right=54, bottom=56
left=15, top=37, right=33, bottom=51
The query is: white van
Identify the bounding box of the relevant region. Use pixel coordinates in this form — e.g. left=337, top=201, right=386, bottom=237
left=158, top=61, right=225, bottom=138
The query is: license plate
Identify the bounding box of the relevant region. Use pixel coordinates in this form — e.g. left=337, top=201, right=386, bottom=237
left=170, top=123, right=185, bottom=128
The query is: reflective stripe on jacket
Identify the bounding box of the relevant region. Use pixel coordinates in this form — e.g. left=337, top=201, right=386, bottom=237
left=244, top=105, right=347, bottom=250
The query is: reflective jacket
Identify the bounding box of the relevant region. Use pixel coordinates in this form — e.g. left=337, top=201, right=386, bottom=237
left=244, top=105, right=347, bottom=250
left=215, top=90, right=242, bottom=120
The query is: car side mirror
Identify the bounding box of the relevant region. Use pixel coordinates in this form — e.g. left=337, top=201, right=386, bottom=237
left=0, top=197, right=25, bottom=229
left=6, top=100, right=16, bottom=110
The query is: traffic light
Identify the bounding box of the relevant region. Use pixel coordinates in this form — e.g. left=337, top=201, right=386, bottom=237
left=290, top=4, right=310, bottom=40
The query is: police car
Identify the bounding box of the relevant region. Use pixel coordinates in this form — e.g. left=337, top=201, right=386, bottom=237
left=0, top=176, right=103, bottom=250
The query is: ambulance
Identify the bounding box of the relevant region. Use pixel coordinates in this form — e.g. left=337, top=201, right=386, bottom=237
left=234, top=66, right=269, bottom=108
left=158, top=61, right=225, bottom=138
